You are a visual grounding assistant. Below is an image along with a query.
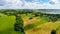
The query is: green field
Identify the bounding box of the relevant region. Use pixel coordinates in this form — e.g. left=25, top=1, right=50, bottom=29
left=0, top=11, right=60, bottom=34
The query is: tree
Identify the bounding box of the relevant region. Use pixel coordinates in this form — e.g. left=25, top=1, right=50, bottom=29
left=14, top=14, right=25, bottom=34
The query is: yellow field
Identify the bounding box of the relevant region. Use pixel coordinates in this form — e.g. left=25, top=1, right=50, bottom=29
left=23, top=17, right=60, bottom=34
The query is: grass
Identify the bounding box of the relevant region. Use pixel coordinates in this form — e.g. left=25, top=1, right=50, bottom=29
left=0, top=13, right=60, bottom=34
left=24, top=17, right=48, bottom=30
left=0, top=13, right=19, bottom=34
left=25, top=20, right=60, bottom=34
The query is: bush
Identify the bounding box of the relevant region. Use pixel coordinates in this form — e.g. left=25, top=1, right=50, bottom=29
left=51, top=30, right=56, bottom=34
left=29, top=17, right=33, bottom=19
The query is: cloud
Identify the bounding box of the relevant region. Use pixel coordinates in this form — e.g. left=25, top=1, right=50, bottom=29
left=0, top=0, right=23, bottom=9
left=3, top=0, right=20, bottom=4
left=50, top=0, right=59, bottom=3
left=0, top=0, right=60, bottom=9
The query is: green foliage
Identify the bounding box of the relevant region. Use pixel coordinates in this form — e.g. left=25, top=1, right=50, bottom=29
left=14, top=15, right=25, bottom=34
left=51, top=30, right=56, bottom=34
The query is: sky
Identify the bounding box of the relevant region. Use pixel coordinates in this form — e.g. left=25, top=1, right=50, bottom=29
left=0, top=0, right=60, bottom=9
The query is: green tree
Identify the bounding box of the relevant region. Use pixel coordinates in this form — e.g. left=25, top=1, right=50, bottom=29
left=14, top=14, right=25, bottom=34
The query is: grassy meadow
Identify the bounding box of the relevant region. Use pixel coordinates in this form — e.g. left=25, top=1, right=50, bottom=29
left=0, top=10, right=60, bottom=34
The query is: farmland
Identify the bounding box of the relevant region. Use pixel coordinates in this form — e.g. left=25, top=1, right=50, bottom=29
left=0, top=9, right=60, bottom=34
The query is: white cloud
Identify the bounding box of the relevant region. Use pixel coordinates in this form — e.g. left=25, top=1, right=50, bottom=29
left=19, top=1, right=60, bottom=9
left=4, top=0, right=19, bottom=4
left=0, top=0, right=60, bottom=9
left=50, top=0, right=59, bottom=3
left=2, top=0, right=20, bottom=6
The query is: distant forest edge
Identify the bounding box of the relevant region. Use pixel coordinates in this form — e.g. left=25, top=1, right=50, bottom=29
left=0, top=9, right=60, bottom=22
left=0, top=9, right=60, bottom=13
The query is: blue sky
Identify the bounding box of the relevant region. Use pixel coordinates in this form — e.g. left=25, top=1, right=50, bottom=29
left=0, top=0, right=60, bottom=9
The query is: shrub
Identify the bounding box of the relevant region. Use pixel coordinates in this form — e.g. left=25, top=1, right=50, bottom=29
left=51, top=30, right=56, bottom=34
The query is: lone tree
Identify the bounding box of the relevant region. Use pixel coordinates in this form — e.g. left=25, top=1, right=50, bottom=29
left=0, top=10, right=25, bottom=34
